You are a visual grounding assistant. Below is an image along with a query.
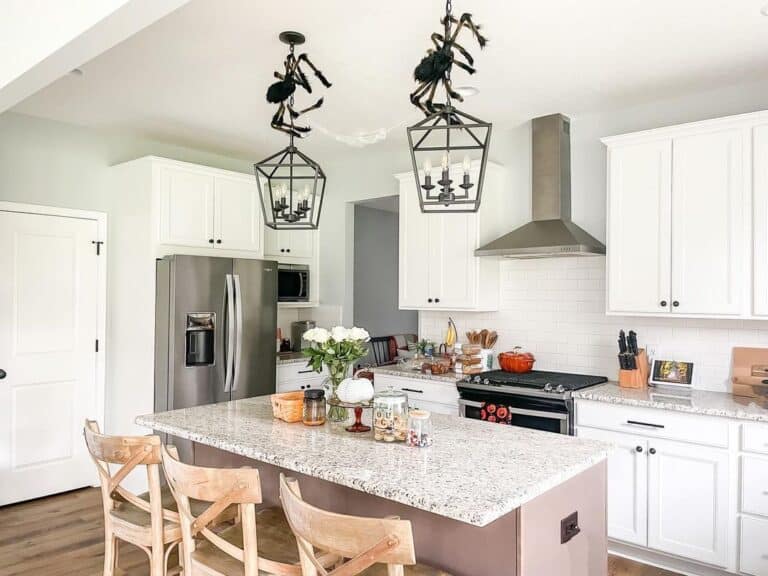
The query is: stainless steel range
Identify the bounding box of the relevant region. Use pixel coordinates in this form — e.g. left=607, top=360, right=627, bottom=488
left=457, top=370, right=607, bottom=435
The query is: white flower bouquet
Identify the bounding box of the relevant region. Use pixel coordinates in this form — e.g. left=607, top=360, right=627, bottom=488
left=303, top=326, right=371, bottom=421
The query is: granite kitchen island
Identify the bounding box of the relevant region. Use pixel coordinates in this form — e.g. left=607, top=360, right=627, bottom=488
left=137, top=396, right=610, bottom=576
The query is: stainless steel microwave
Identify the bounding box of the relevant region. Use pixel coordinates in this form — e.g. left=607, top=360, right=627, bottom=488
left=278, top=263, right=310, bottom=302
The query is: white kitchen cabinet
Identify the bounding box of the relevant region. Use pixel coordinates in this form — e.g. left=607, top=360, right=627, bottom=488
left=577, top=427, right=648, bottom=547
left=373, top=373, right=459, bottom=410
left=276, top=363, right=327, bottom=394
left=606, top=140, right=672, bottom=315
left=158, top=165, right=215, bottom=248
left=396, top=163, right=505, bottom=311
left=604, top=113, right=752, bottom=319
left=647, top=438, right=729, bottom=567
left=265, top=228, right=315, bottom=259
left=214, top=175, right=262, bottom=252
left=671, top=129, right=744, bottom=316
left=156, top=160, right=264, bottom=256
left=753, top=124, right=768, bottom=317
left=741, top=516, right=768, bottom=576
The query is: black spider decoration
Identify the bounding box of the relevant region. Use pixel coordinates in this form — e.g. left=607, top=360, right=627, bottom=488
left=410, top=12, right=487, bottom=115
left=266, top=32, right=331, bottom=139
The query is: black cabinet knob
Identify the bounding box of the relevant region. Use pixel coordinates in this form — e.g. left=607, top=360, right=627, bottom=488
left=208, top=239, right=214, bottom=244
left=287, top=249, right=291, bottom=253
left=216, top=239, right=222, bottom=244
left=649, top=448, right=656, bottom=455
left=427, top=298, right=433, bottom=303
left=280, top=249, right=285, bottom=253
left=635, top=446, right=643, bottom=453
left=672, top=301, right=680, bottom=308
left=660, top=300, right=667, bottom=307
left=0, top=369, right=6, bottom=380
left=435, top=298, right=440, bottom=303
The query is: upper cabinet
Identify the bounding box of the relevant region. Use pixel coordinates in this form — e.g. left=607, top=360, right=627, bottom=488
left=396, top=163, right=505, bottom=311
left=753, top=124, right=768, bottom=316
left=155, top=160, right=263, bottom=255
left=264, top=228, right=316, bottom=259
left=604, top=113, right=757, bottom=319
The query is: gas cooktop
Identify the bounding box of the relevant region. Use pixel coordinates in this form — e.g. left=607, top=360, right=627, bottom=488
left=458, top=370, right=608, bottom=397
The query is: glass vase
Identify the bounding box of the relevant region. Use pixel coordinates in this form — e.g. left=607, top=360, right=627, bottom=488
left=324, top=362, right=352, bottom=422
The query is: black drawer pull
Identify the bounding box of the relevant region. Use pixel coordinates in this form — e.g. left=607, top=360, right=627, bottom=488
left=401, top=387, right=424, bottom=394
left=297, top=369, right=315, bottom=374
left=626, top=419, right=665, bottom=429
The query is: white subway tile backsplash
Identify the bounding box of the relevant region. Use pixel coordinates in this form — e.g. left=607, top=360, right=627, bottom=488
left=419, top=258, right=768, bottom=392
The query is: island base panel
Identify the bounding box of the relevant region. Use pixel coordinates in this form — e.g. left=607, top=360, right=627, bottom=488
left=194, top=443, right=606, bottom=576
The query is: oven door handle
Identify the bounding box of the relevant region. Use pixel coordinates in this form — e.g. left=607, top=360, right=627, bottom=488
left=508, top=407, right=568, bottom=420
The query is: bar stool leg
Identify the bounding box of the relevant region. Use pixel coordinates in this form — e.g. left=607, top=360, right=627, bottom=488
left=103, top=529, right=117, bottom=576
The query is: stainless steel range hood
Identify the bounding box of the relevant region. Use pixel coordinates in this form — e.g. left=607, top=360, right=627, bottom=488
left=475, top=114, right=605, bottom=258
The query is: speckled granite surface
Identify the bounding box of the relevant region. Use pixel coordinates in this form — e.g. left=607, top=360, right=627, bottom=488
left=573, top=383, right=768, bottom=423
left=136, top=396, right=609, bottom=526
left=372, top=364, right=466, bottom=384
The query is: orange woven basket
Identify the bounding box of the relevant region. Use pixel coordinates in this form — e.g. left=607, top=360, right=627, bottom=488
left=271, top=391, right=304, bottom=423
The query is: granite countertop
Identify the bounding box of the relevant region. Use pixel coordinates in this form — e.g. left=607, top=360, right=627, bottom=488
left=371, top=363, right=465, bottom=384
left=136, top=396, right=609, bottom=527
left=573, top=382, right=768, bottom=423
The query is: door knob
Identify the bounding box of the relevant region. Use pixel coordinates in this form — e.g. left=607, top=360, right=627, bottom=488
left=0, top=369, right=6, bottom=379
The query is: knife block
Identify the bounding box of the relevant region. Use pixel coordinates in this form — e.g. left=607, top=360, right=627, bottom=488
left=618, top=349, right=649, bottom=389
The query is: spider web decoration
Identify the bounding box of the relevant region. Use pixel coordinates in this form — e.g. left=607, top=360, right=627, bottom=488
left=254, top=31, right=331, bottom=230
left=406, top=0, right=492, bottom=214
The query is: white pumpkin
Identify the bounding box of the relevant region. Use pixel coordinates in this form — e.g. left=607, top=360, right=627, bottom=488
left=336, top=377, right=374, bottom=404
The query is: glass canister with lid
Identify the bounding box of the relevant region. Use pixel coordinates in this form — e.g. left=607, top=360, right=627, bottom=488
left=407, top=409, right=433, bottom=447
left=302, top=389, right=326, bottom=426
left=372, top=386, right=408, bottom=442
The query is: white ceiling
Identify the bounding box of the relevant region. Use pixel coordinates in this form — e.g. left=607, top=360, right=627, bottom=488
left=13, top=0, right=768, bottom=158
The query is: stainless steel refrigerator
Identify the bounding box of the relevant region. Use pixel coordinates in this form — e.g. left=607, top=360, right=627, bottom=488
left=154, top=255, right=277, bottom=462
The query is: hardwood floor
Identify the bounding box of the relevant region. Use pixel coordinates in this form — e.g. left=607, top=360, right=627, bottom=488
left=0, top=488, right=681, bottom=576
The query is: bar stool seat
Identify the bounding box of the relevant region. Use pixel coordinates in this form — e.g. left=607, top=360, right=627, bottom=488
left=190, top=507, right=302, bottom=575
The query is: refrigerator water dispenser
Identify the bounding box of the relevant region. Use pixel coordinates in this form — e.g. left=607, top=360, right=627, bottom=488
left=186, top=313, right=215, bottom=366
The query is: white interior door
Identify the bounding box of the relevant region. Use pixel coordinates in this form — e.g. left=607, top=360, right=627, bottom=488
left=607, top=140, right=672, bottom=314
left=214, top=176, right=262, bottom=253
left=0, top=211, right=100, bottom=505
left=671, top=129, right=744, bottom=316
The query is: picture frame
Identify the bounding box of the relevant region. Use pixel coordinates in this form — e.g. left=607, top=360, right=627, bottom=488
left=649, top=359, right=694, bottom=387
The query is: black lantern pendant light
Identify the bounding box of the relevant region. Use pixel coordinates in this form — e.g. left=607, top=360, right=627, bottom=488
left=254, top=31, right=332, bottom=230
left=407, top=0, right=492, bottom=213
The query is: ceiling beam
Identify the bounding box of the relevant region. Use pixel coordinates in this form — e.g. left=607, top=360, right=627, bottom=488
left=0, top=0, right=190, bottom=114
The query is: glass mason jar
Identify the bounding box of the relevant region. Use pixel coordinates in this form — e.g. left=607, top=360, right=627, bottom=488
left=407, top=409, right=433, bottom=447
left=303, top=389, right=326, bottom=426
left=372, top=387, right=408, bottom=442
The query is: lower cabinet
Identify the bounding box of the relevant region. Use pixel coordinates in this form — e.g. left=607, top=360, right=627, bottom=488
left=646, top=438, right=729, bottom=567
left=577, top=427, right=648, bottom=547
left=374, top=373, right=459, bottom=416
left=276, top=363, right=327, bottom=394
left=577, top=421, right=730, bottom=568
left=741, top=515, right=768, bottom=576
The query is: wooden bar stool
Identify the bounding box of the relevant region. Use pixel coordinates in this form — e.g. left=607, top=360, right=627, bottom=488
left=161, top=445, right=338, bottom=576
left=278, top=474, right=452, bottom=576
left=84, top=420, right=185, bottom=576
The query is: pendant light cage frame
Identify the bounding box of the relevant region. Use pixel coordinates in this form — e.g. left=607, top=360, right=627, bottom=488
left=254, top=143, right=326, bottom=230
left=407, top=106, right=492, bottom=213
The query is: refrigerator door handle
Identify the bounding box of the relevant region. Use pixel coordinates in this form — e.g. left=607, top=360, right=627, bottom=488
left=224, top=274, right=235, bottom=393
left=231, top=274, right=243, bottom=392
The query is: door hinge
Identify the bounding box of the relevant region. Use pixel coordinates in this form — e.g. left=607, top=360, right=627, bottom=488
left=91, top=240, right=104, bottom=255
left=95, top=339, right=100, bottom=353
